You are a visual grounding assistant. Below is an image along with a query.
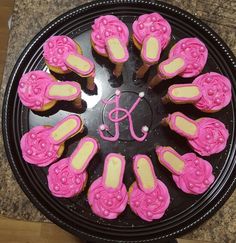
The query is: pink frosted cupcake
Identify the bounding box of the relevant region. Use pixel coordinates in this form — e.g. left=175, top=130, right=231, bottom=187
left=20, top=115, right=84, bottom=166
left=149, top=37, right=208, bottom=88
left=43, top=35, right=95, bottom=90
left=156, top=146, right=215, bottom=194
left=17, top=70, right=82, bottom=111
left=161, top=112, right=229, bottom=156
left=129, top=155, right=170, bottom=221
left=132, top=13, right=171, bottom=78
left=88, top=153, right=128, bottom=219
left=91, top=15, right=129, bottom=78
left=48, top=136, right=99, bottom=198
left=162, top=72, right=232, bottom=113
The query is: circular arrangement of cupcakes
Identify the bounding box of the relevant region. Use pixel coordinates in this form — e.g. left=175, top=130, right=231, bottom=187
left=17, top=13, right=232, bottom=222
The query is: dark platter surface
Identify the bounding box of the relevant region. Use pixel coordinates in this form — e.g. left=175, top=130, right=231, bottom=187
left=2, top=0, right=236, bottom=242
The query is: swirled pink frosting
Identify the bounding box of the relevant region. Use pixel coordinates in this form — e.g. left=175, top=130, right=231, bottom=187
left=17, top=71, right=53, bottom=110
left=91, top=15, right=129, bottom=56
left=43, top=36, right=78, bottom=71
left=169, top=38, right=208, bottom=78
left=20, top=126, right=60, bottom=166
left=88, top=177, right=128, bottom=219
left=129, top=180, right=170, bottom=222
left=188, top=118, right=229, bottom=156
left=47, top=158, right=87, bottom=198
left=193, top=72, right=232, bottom=112
left=173, top=153, right=215, bottom=195
left=132, top=13, right=171, bottom=49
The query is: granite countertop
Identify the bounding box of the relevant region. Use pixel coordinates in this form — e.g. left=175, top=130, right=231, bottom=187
left=0, top=0, right=236, bottom=242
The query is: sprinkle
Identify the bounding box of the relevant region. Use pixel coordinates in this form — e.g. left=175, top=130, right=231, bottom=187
left=134, top=201, right=140, bottom=207
left=208, top=89, right=214, bottom=95
left=27, top=149, right=32, bottom=155
left=192, top=52, right=197, bottom=58
left=116, top=195, right=122, bottom=201
left=115, top=90, right=121, bottom=96
left=139, top=91, right=145, bottom=98
left=147, top=211, right=152, bottom=217
left=181, top=43, right=186, bottom=50
left=41, top=142, right=46, bottom=148
left=117, top=26, right=122, bottom=32
left=215, top=98, right=221, bottom=104
left=200, top=46, right=205, bottom=52
left=20, top=82, right=25, bottom=88
left=102, top=19, right=108, bottom=25
left=96, top=34, right=101, bottom=40
left=75, top=177, right=81, bottom=184
left=54, top=167, right=59, bottom=174
left=47, top=151, right=52, bottom=157
left=219, top=137, right=224, bottom=143
left=104, top=210, right=109, bottom=216
left=151, top=16, right=156, bottom=21
left=61, top=177, right=67, bottom=183
left=142, top=126, right=149, bottom=132
left=54, top=185, right=60, bottom=191
left=62, top=37, right=68, bottom=43
left=95, top=193, right=100, bottom=199
left=158, top=196, right=163, bottom=201
left=57, top=48, right=63, bottom=54
left=48, top=42, right=54, bottom=48
left=139, top=23, right=144, bottom=29
left=30, top=134, right=36, bottom=139
left=150, top=26, right=156, bottom=32
left=162, top=26, right=167, bottom=32
left=99, top=124, right=106, bottom=131
left=31, top=74, right=37, bottom=80
left=52, top=57, right=58, bottom=63
left=204, top=179, right=209, bottom=185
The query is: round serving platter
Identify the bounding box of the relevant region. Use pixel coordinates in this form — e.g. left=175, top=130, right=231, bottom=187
left=2, top=0, right=236, bottom=242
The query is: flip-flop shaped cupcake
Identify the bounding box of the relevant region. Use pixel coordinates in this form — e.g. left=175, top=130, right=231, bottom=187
left=43, top=35, right=95, bottom=90
left=149, top=37, right=208, bottom=88
left=88, top=153, right=128, bottom=219
left=162, top=72, right=232, bottom=113
left=48, top=136, right=99, bottom=198
left=17, top=70, right=82, bottom=111
left=132, top=13, right=171, bottom=78
left=91, top=15, right=129, bottom=78
left=129, top=155, right=170, bottom=221
left=20, top=115, right=84, bottom=166
left=156, top=146, right=215, bottom=195
left=161, top=112, right=229, bottom=156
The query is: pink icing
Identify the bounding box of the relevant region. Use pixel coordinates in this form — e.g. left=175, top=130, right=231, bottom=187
left=43, top=36, right=94, bottom=75
left=45, top=81, right=81, bottom=100
left=167, top=84, right=202, bottom=103
left=188, top=118, right=229, bottom=156
left=20, top=115, right=83, bottom=166
left=43, top=36, right=78, bottom=71
left=69, top=137, right=99, bottom=174
left=129, top=155, right=170, bottom=221
left=91, top=15, right=129, bottom=57
left=48, top=115, right=82, bottom=145
left=17, top=71, right=53, bottom=110
left=132, top=13, right=171, bottom=49
left=155, top=146, right=184, bottom=175
left=20, top=126, right=61, bottom=167
left=141, top=36, right=161, bottom=63
left=47, top=158, right=87, bottom=198
left=98, top=90, right=149, bottom=142
left=168, top=38, right=208, bottom=78
left=88, top=153, right=128, bottom=219
left=165, top=112, right=199, bottom=139
left=158, top=55, right=187, bottom=79
left=164, top=112, right=229, bottom=156
left=47, top=137, right=98, bottom=198
left=156, top=147, right=215, bottom=195
left=192, top=72, right=232, bottom=112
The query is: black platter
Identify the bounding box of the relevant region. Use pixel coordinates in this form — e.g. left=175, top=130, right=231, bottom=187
left=2, top=1, right=236, bottom=242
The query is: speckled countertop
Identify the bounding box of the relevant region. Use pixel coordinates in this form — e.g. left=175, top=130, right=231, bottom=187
left=0, top=0, right=236, bottom=242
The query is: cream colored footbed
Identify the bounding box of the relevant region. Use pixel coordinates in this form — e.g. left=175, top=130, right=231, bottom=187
left=105, top=156, right=122, bottom=189
left=163, top=57, right=185, bottom=74
left=51, top=118, right=78, bottom=142
left=175, top=116, right=197, bottom=136
left=107, top=38, right=125, bottom=60
left=145, top=36, right=159, bottom=59
left=48, top=84, right=78, bottom=97
left=163, top=151, right=184, bottom=172
left=137, top=158, right=155, bottom=190
left=171, top=86, right=200, bottom=98
left=66, top=54, right=91, bottom=72
left=71, top=141, right=94, bottom=170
